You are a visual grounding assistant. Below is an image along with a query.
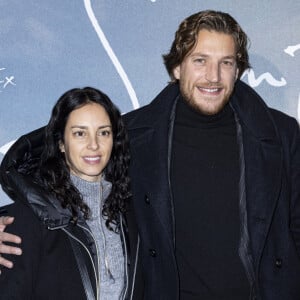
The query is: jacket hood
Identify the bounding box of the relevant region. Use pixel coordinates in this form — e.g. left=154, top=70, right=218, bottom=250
left=0, top=128, right=80, bottom=229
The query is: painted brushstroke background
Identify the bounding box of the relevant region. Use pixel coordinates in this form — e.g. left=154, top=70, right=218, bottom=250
left=1, top=0, right=299, bottom=204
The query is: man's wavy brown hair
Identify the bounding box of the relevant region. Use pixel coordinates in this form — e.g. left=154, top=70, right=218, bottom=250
left=163, top=10, right=250, bottom=80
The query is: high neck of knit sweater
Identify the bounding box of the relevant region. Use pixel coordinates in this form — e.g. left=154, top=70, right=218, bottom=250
left=176, top=95, right=235, bottom=129
left=70, top=174, right=112, bottom=219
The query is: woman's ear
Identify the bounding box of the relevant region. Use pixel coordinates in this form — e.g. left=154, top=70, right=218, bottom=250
left=59, top=140, right=65, bottom=153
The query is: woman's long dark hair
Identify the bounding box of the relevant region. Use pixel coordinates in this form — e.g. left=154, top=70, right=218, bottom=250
left=36, top=87, right=131, bottom=231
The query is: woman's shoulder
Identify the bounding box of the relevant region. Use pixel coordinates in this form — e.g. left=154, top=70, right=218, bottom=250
left=0, top=200, right=44, bottom=238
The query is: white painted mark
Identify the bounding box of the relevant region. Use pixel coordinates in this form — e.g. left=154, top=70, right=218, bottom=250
left=298, top=92, right=300, bottom=122
left=0, top=140, right=15, bottom=155
left=83, top=0, right=140, bottom=109
left=242, top=69, right=286, bottom=88
left=284, top=44, right=300, bottom=57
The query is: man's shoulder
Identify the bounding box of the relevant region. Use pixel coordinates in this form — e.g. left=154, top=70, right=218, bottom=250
left=123, top=83, right=180, bottom=128
left=123, top=103, right=153, bottom=130
left=269, top=107, right=298, bottom=126
left=268, top=108, right=299, bottom=142
left=123, top=104, right=151, bottom=121
left=233, top=80, right=299, bottom=139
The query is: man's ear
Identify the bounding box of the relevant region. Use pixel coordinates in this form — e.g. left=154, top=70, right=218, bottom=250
left=173, top=65, right=181, bottom=80
left=59, top=141, right=65, bottom=153
left=235, top=68, right=239, bottom=81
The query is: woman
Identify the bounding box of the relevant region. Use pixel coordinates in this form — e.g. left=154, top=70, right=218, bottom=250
left=0, top=87, right=141, bottom=299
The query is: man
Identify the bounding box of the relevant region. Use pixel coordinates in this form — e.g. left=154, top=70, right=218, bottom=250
left=1, top=10, right=300, bottom=299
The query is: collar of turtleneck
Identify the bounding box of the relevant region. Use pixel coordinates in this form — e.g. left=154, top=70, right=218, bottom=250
left=70, top=174, right=112, bottom=219
left=176, top=95, right=235, bottom=129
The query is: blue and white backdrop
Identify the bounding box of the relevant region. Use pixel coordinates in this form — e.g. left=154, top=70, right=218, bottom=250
left=1, top=1, right=299, bottom=205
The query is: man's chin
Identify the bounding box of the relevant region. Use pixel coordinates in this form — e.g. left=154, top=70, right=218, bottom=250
left=186, top=99, right=228, bottom=116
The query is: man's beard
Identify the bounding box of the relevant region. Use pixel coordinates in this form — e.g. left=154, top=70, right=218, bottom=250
left=180, top=84, right=233, bottom=116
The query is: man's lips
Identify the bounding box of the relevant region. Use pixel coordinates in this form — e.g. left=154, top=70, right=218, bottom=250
left=197, top=87, right=223, bottom=94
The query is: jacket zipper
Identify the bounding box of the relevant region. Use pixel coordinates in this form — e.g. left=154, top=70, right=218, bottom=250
left=63, top=225, right=100, bottom=300
left=77, top=224, right=101, bottom=299
left=98, top=181, right=114, bottom=282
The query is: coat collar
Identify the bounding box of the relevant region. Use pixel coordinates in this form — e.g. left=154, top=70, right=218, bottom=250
left=231, top=80, right=280, bottom=143
left=127, top=79, right=281, bottom=145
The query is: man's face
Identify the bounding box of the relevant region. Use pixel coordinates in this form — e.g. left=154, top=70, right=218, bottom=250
left=173, top=29, right=239, bottom=115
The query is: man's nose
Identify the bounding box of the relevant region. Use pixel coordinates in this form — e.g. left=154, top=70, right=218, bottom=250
left=205, top=62, right=220, bottom=83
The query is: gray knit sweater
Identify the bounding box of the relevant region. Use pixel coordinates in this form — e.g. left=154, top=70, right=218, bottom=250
left=71, top=174, right=125, bottom=300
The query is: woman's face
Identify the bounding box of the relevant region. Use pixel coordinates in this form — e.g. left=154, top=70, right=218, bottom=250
left=60, top=103, right=113, bottom=182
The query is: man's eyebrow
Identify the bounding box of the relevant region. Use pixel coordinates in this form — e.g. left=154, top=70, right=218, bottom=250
left=222, top=55, right=236, bottom=60
left=191, top=53, right=236, bottom=58
left=189, top=53, right=208, bottom=57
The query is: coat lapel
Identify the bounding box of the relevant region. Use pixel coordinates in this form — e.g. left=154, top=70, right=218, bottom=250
left=232, top=80, right=283, bottom=263
left=243, top=129, right=282, bottom=261
left=126, top=84, right=180, bottom=242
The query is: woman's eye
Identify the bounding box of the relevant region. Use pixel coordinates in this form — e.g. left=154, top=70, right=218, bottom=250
left=73, top=131, right=85, bottom=137
left=98, top=130, right=111, bottom=136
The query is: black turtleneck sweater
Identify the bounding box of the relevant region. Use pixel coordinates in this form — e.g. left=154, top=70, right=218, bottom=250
left=171, top=97, right=250, bottom=299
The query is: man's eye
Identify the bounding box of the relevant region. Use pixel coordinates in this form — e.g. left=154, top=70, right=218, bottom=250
left=222, top=60, right=234, bottom=66
left=194, top=58, right=205, bottom=64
